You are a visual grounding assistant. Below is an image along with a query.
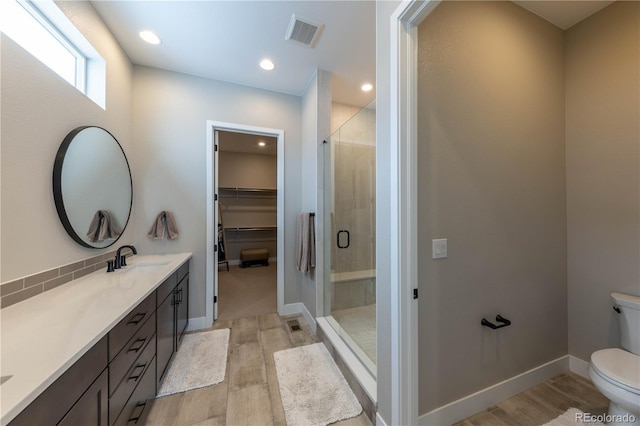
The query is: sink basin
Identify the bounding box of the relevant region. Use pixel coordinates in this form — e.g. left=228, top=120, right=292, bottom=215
left=124, top=261, right=170, bottom=272
left=1, top=375, right=13, bottom=385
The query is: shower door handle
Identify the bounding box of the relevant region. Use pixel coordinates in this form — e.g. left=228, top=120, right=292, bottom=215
left=337, top=230, right=350, bottom=249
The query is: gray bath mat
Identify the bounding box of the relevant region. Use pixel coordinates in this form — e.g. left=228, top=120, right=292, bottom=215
left=157, top=328, right=229, bottom=397
left=274, top=342, right=362, bottom=426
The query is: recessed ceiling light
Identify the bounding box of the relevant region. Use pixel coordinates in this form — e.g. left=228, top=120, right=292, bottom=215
left=259, top=58, right=275, bottom=71
left=139, top=30, right=161, bottom=45
left=258, top=141, right=266, bottom=147
left=361, top=83, right=373, bottom=92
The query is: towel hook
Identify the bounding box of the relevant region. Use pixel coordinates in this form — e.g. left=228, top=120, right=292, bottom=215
left=481, top=315, right=511, bottom=330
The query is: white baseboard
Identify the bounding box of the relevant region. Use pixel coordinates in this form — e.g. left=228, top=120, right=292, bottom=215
left=279, top=302, right=316, bottom=333
left=419, top=355, right=570, bottom=425
left=569, top=355, right=590, bottom=379
left=186, top=316, right=210, bottom=331
left=376, top=412, right=389, bottom=426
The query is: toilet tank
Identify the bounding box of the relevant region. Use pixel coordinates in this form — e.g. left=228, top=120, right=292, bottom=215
left=612, top=292, right=640, bottom=355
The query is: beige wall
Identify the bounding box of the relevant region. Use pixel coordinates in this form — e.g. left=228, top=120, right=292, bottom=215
left=219, top=151, right=277, bottom=190
left=300, top=70, right=332, bottom=318
left=132, top=65, right=303, bottom=318
left=1, top=2, right=133, bottom=283
left=566, top=1, right=640, bottom=361
left=417, top=1, right=567, bottom=413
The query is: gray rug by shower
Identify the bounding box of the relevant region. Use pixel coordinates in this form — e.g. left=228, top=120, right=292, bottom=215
left=157, top=328, right=229, bottom=397
left=274, top=342, right=362, bottom=426
left=541, top=408, right=604, bottom=426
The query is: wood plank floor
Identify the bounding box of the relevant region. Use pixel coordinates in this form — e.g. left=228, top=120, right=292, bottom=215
left=455, top=372, right=610, bottom=426
left=217, top=263, right=277, bottom=321
left=146, top=309, right=609, bottom=426
left=144, top=313, right=372, bottom=426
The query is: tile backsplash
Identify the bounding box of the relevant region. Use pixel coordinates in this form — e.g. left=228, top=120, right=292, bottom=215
left=0, top=251, right=121, bottom=309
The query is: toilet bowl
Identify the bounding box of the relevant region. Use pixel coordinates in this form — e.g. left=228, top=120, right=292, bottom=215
left=588, top=349, right=640, bottom=424
left=588, top=293, right=640, bottom=426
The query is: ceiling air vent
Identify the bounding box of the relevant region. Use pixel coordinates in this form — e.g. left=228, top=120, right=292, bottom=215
left=285, top=14, right=324, bottom=48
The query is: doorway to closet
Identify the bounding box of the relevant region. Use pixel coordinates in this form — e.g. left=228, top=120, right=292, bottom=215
left=216, top=130, right=278, bottom=320
left=205, top=121, right=285, bottom=328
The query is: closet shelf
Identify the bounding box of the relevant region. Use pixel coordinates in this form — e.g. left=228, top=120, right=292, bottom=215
left=224, top=226, right=277, bottom=232
left=226, top=238, right=277, bottom=243
left=221, top=205, right=276, bottom=212
left=224, top=226, right=277, bottom=243
left=219, top=187, right=277, bottom=198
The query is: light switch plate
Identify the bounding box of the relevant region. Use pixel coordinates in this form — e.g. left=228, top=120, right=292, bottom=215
left=432, top=239, right=447, bottom=259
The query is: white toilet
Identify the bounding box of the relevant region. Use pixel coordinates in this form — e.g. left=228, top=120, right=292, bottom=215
left=588, top=292, right=640, bottom=426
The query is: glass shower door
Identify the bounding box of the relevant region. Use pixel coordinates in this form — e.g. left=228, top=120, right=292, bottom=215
left=323, top=101, right=376, bottom=376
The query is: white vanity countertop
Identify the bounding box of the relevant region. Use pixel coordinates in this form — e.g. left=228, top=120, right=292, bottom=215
left=0, top=252, right=192, bottom=425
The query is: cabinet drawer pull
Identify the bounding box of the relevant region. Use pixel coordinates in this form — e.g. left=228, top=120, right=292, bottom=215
left=127, top=312, right=146, bottom=325
left=128, top=401, right=147, bottom=424
left=127, top=337, right=147, bottom=353
left=127, top=363, right=147, bottom=382
left=172, top=288, right=180, bottom=305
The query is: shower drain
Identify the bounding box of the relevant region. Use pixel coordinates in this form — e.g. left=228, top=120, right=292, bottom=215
left=287, top=319, right=302, bottom=332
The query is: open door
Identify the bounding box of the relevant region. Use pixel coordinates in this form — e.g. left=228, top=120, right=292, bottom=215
left=217, top=202, right=229, bottom=271
left=213, top=129, right=220, bottom=321
left=205, top=121, right=285, bottom=328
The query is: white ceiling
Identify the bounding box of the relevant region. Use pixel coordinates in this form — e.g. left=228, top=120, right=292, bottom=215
left=512, top=1, right=615, bottom=29
left=91, top=0, right=376, bottom=107
left=91, top=1, right=616, bottom=108
left=218, top=131, right=277, bottom=156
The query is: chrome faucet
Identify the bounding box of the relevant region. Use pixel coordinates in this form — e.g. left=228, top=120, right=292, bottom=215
left=113, top=245, right=137, bottom=270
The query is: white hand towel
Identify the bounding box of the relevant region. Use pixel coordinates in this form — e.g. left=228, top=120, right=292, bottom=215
left=86, top=210, right=121, bottom=242
left=296, top=212, right=315, bottom=273
left=148, top=211, right=179, bottom=240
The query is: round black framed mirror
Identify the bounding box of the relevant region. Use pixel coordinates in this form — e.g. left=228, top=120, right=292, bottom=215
left=53, top=126, right=132, bottom=249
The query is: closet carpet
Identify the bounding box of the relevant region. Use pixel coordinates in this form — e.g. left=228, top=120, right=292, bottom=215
left=217, top=263, right=277, bottom=321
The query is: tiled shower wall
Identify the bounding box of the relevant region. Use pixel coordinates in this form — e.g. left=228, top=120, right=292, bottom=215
left=331, top=115, right=376, bottom=275
left=328, top=104, right=376, bottom=313
left=332, top=278, right=376, bottom=311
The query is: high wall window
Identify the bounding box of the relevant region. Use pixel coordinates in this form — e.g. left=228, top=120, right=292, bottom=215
left=0, top=0, right=106, bottom=108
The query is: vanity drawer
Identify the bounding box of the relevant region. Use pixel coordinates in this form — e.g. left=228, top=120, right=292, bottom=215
left=113, top=356, right=157, bottom=426
left=109, top=311, right=155, bottom=396
left=109, top=333, right=156, bottom=425
left=156, top=272, right=178, bottom=306
left=109, top=292, right=155, bottom=361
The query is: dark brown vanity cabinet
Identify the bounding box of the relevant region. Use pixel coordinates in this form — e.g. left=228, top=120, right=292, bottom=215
left=9, top=337, right=108, bottom=426
left=157, top=262, right=189, bottom=389
left=108, top=292, right=157, bottom=426
left=176, top=270, right=189, bottom=345
left=9, top=260, right=190, bottom=426
left=58, top=370, right=109, bottom=426
left=156, top=286, right=175, bottom=388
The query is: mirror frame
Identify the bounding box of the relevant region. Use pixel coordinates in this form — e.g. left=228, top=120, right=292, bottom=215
left=53, top=126, right=133, bottom=249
